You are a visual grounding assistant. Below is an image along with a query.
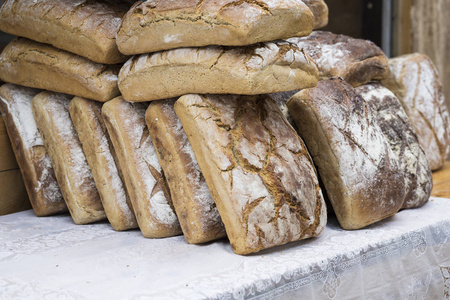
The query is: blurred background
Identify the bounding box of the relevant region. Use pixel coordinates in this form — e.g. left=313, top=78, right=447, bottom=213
left=0, top=0, right=448, bottom=105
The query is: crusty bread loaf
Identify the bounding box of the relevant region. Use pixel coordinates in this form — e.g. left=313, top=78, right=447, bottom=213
left=146, top=99, right=226, bottom=244
left=303, top=0, right=328, bottom=29
left=382, top=53, right=450, bottom=170
left=116, top=0, right=314, bottom=55
left=356, top=83, right=432, bottom=209
left=288, top=31, right=390, bottom=87
left=0, top=0, right=134, bottom=64
left=32, top=91, right=105, bottom=224
left=69, top=97, right=138, bottom=231
left=175, top=94, right=327, bottom=255
left=287, top=78, right=405, bottom=230
left=0, top=38, right=120, bottom=102
left=269, top=90, right=300, bottom=129
left=0, top=83, right=66, bottom=217
left=102, top=97, right=181, bottom=238
left=118, top=41, right=319, bottom=102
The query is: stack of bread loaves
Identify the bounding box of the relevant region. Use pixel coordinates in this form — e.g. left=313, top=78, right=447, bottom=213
left=0, top=0, right=448, bottom=255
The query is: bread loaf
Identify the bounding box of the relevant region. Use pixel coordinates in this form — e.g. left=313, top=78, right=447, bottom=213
left=69, top=97, right=138, bottom=231
left=32, top=91, right=105, bottom=224
left=356, top=83, right=432, bottom=209
left=146, top=99, right=226, bottom=244
left=102, top=97, right=181, bottom=238
left=303, top=0, right=328, bottom=29
left=0, top=38, right=120, bottom=102
left=287, top=78, right=405, bottom=230
left=118, top=41, right=319, bottom=102
left=0, top=83, right=66, bottom=217
left=382, top=53, right=450, bottom=170
left=0, top=0, right=133, bottom=64
left=116, top=0, right=314, bottom=55
left=175, top=94, right=327, bottom=255
left=288, top=31, right=390, bottom=87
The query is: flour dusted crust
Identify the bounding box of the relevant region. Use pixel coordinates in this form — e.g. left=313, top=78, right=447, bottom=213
left=69, top=97, right=138, bottom=231
left=102, top=97, right=181, bottom=238
left=0, top=0, right=134, bottom=64
left=31, top=91, right=105, bottom=224
left=0, top=38, right=120, bottom=102
left=287, top=78, right=405, bottom=230
left=0, top=83, right=66, bottom=217
left=288, top=31, right=389, bottom=87
left=175, top=94, right=326, bottom=255
left=382, top=53, right=450, bottom=170
left=116, top=0, right=314, bottom=55
left=303, top=0, right=328, bottom=29
left=356, top=83, right=432, bottom=209
left=269, top=90, right=300, bottom=129
left=118, top=40, right=319, bottom=102
left=146, top=99, right=226, bottom=244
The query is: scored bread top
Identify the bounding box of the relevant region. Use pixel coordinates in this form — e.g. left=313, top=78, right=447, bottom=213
left=117, top=0, right=314, bottom=55
left=288, top=31, right=389, bottom=87
left=0, top=0, right=133, bottom=64
left=118, top=40, right=319, bottom=102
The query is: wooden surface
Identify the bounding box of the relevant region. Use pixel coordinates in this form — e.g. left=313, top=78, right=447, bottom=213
left=392, top=0, right=412, bottom=57
left=431, top=161, right=450, bottom=199
left=0, top=116, right=19, bottom=171
left=0, top=169, right=31, bottom=216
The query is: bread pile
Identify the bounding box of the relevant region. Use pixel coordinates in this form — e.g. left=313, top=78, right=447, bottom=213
left=0, top=0, right=448, bottom=255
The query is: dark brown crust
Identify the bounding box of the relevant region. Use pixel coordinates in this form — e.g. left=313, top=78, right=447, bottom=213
left=287, top=78, right=405, bottom=230
left=0, top=0, right=133, bottom=64
left=288, top=31, right=390, bottom=87
left=302, top=0, right=328, bottom=29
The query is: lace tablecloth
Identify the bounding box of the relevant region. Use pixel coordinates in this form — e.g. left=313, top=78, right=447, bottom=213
left=1, top=197, right=449, bottom=299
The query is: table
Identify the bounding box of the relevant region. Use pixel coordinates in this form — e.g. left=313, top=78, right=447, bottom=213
left=1, top=197, right=449, bottom=300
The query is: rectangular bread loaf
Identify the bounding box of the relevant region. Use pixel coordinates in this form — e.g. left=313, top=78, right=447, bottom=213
left=146, top=99, right=226, bottom=244
left=69, top=97, right=138, bottom=231
left=175, top=94, right=327, bottom=255
left=287, top=78, right=405, bottom=230
left=117, top=0, right=314, bottom=55
left=0, top=38, right=120, bottom=102
left=0, top=83, right=66, bottom=216
left=0, top=0, right=133, bottom=64
left=31, top=91, right=105, bottom=224
left=102, top=97, right=181, bottom=238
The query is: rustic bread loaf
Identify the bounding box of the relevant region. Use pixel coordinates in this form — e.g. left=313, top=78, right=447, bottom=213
left=356, top=83, right=432, bottom=209
left=146, top=99, right=226, bottom=244
left=102, top=97, right=181, bottom=238
left=382, top=53, right=450, bottom=170
left=175, top=94, right=327, bottom=255
left=0, top=38, right=121, bottom=102
left=287, top=78, right=405, bottom=230
left=31, top=91, right=105, bottom=224
left=69, top=97, right=138, bottom=231
left=0, top=0, right=133, bottom=64
left=288, top=31, right=390, bottom=87
left=0, top=83, right=66, bottom=217
left=269, top=90, right=300, bottom=129
left=303, top=0, right=328, bottom=29
left=116, top=0, right=314, bottom=55
left=118, top=41, right=319, bottom=102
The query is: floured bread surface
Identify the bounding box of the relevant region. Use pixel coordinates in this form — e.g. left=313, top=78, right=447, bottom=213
left=118, top=40, right=319, bottom=102
left=102, top=97, right=181, bottom=238
left=0, top=83, right=66, bottom=217
left=31, top=91, right=105, bottom=224
left=146, top=99, right=226, bottom=244
left=356, top=83, right=432, bottom=209
left=382, top=53, right=450, bottom=170
left=0, top=0, right=134, bottom=64
left=0, top=38, right=121, bottom=102
left=288, top=31, right=389, bottom=87
left=303, top=0, right=328, bottom=29
left=287, top=78, right=405, bottom=230
left=269, top=90, right=301, bottom=129
left=69, top=97, right=138, bottom=231
left=175, top=94, right=326, bottom=255
left=117, top=0, right=314, bottom=55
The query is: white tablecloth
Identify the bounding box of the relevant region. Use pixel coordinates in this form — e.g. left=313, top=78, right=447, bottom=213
left=1, top=197, right=449, bottom=300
